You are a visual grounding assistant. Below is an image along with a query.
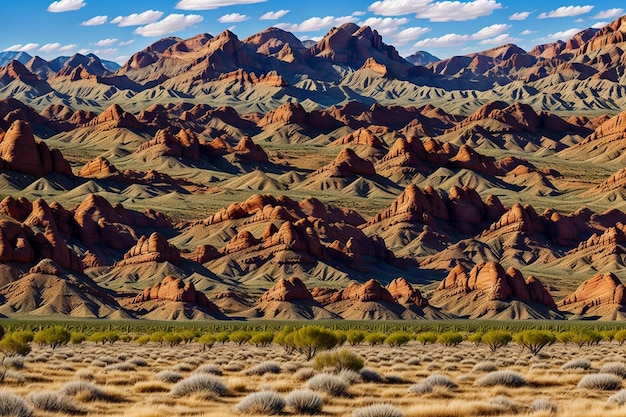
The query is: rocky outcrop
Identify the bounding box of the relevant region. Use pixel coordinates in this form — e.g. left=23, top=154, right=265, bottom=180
left=313, top=148, right=376, bottom=177
left=136, top=127, right=200, bottom=161
left=260, top=276, right=313, bottom=302
left=85, top=104, right=140, bottom=130
left=329, top=279, right=395, bottom=303
left=559, top=273, right=626, bottom=310
left=116, top=232, right=180, bottom=266
left=133, top=275, right=220, bottom=312
left=78, top=156, right=119, bottom=178
left=437, top=262, right=556, bottom=308
left=386, top=277, right=429, bottom=307
left=331, top=128, right=384, bottom=148
left=0, top=120, right=72, bottom=176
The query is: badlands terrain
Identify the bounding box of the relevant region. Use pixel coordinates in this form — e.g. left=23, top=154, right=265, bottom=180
left=2, top=16, right=626, bottom=320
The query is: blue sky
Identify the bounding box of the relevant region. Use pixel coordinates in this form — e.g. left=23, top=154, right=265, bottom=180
left=2, top=0, right=624, bottom=64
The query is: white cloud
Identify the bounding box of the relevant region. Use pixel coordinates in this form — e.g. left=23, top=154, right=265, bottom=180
left=418, top=0, right=503, bottom=22
left=134, top=14, right=204, bottom=36
left=520, top=29, right=535, bottom=35
left=592, top=8, right=623, bottom=20
left=3, top=44, right=23, bottom=52
left=479, top=33, right=521, bottom=44
left=12, top=43, right=40, bottom=52
left=473, top=23, right=510, bottom=39
left=359, top=17, right=409, bottom=36
left=78, top=48, right=91, bottom=55
left=39, top=43, right=62, bottom=53
left=47, top=0, right=85, bottom=12
left=260, top=9, right=290, bottom=20
left=545, top=28, right=581, bottom=41
left=95, top=38, right=118, bottom=46
left=110, top=10, right=164, bottom=27
left=275, top=15, right=355, bottom=32
left=59, top=44, right=77, bottom=51
left=592, top=21, right=609, bottom=29
left=175, top=0, right=266, bottom=10
left=218, top=13, right=249, bottom=23
left=392, top=26, right=431, bottom=44
left=538, top=5, right=594, bottom=19
left=352, top=11, right=367, bottom=16
left=509, top=11, right=531, bottom=20
left=301, top=36, right=323, bottom=42
left=119, top=40, right=136, bottom=46
left=81, top=15, right=108, bottom=26
left=93, top=48, right=118, bottom=56
left=368, top=0, right=501, bottom=21
left=413, top=23, right=510, bottom=47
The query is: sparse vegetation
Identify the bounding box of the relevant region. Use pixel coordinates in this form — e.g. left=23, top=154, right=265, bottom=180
left=170, top=374, right=229, bottom=397
left=313, top=349, right=364, bottom=372
left=285, top=389, right=323, bottom=414
left=474, top=371, right=526, bottom=387
left=234, top=391, right=285, bottom=415
left=577, top=374, right=622, bottom=390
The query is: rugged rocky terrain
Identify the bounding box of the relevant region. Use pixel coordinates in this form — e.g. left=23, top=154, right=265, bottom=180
left=1, top=17, right=626, bottom=320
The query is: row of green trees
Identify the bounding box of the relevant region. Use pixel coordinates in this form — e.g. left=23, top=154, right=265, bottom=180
left=0, top=325, right=624, bottom=362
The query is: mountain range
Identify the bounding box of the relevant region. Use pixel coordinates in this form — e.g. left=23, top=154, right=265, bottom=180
left=1, top=16, right=626, bottom=320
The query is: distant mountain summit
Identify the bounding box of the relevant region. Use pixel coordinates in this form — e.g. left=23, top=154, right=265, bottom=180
left=405, top=51, right=440, bottom=66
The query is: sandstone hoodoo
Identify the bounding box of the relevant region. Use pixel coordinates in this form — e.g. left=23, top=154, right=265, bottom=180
left=558, top=273, right=626, bottom=319
left=116, top=232, right=181, bottom=266
left=432, top=262, right=560, bottom=319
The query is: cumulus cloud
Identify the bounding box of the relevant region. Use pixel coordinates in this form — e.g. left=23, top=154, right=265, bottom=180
left=368, top=0, right=501, bottom=21
left=592, top=21, right=609, bottom=29
left=359, top=17, right=409, bottom=36
left=392, top=26, right=431, bottom=45
left=260, top=10, right=290, bottom=20
left=545, top=28, right=581, bottom=41
left=134, top=14, right=204, bottom=36
left=509, top=11, right=531, bottom=20
left=592, top=8, right=623, bottom=20
left=39, top=43, right=62, bottom=53
left=3, top=43, right=41, bottom=52
left=520, top=29, right=535, bottom=35
left=218, top=13, right=249, bottom=23
left=111, top=10, right=164, bottom=27
left=275, top=15, right=355, bottom=32
left=119, top=40, right=136, bottom=46
left=538, top=5, right=594, bottom=19
left=413, top=23, right=510, bottom=47
left=352, top=11, right=367, bottom=16
left=175, top=0, right=266, bottom=10
left=47, top=0, right=85, bottom=12
left=81, top=15, right=108, bottom=26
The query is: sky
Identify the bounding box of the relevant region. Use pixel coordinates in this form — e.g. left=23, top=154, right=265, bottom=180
left=1, top=0, right=624, bottom=64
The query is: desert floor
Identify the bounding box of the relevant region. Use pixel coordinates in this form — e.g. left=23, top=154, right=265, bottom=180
left=4, top=340, right=626, bottom=416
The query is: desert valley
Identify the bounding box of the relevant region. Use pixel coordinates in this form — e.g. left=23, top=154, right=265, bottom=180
left=3, top=15, right=626, bottom=321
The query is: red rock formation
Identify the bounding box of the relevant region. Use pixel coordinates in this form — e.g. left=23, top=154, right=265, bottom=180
left=136, top=127, right=200, bottom=161
left=0, top=196, right=32, bottom=221
left=182, top=244, right=220, bottom=263
left=559, top=273, right=626, bottom=310
left=448, top=144, right=501, bottom=175
left=258, top=102, right=307, bottom=127
left=85, top=104, right=140, bottom=130
left=217, top=69, right=286, bottom=87
left=232, top=136, right=268, bottom=163
left=331, top=128, right=384, bottom=148
left=0, top=120, right=72, bottom=176
left=133, top=275, right=219, bottom=312
left=260, top=276, right=313, bottom=302
left=78, top=156, right=119, bottom=178
left=330, top=279, right=395, bottom=303
left=386, top=277, right=429, bottom=307
left=0, top=220, right=35, bottom=263
left=82, top=250, right=105, bottom=268
left=116, top=232, right=180, bottom=266
left=313, top=148, right=376, bottom=177
left=437, top=261, right=556, bottom=308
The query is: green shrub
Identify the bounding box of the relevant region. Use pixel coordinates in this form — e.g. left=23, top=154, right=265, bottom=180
left=0, top=335, right=31, bottom=357
left=69, top=332, right=86, bottom=345
left=614, top=329, right=626, bottom=345
left=215, top=331, right=230, bottom=344
left=437, top=331, right=463, bottom=347
left=313, top=349, right=364, bottom=372
left=249, top=332, right=274, bottom=346
left=286, top=326, right=338, bottom=360
left=383, top=332, right=411, bottom=347
left=416, top=331, right=438, bottom=345
left=481, top=330, right=512, bottom=353
left=33, top=327, right=71, bottom=349
left=570, top=330, right=602, bottom=347
left=162, top=333, right=183, bottom=347
left=89, top=331, right=119, bottom=345
left=229, top=331, right=252, bottom=345
left=197, top=334, right=216, bottom=351
left=513, top=330, right=555, bottom=355
left=134, top=335, right=150, bottom=345
left=467, top=332, right=482, bottom=346
left=365, top=333, right=386, bottom=345
left=11, top=331, right=33, bottom=345
left=346, top=330, right=366, bottom=346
